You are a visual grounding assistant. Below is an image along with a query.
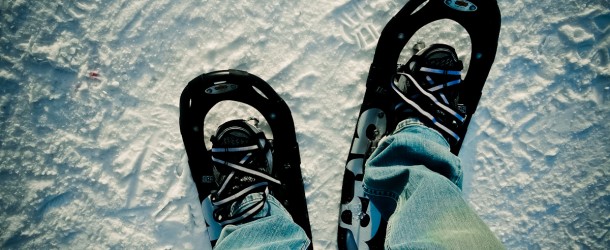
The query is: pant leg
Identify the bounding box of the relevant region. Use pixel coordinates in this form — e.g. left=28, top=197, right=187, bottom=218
left=363, top=118, right=504, bottom=249
left=214, top=194, right=310, bottom=250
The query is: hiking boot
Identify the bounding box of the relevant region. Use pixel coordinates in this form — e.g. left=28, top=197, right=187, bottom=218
left=392, top=43, right=467, bottom=144
left=209, top=119, right=280, bottom=225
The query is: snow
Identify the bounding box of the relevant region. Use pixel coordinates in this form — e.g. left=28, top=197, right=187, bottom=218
left=1, top=0, right=609, bottom=249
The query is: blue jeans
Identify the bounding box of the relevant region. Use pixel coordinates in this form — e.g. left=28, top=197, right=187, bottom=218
left=363, top=118, right=504, bottom=249
left=214, top=119, right=503, bottom=249
left=214, top=193, right=311, bottom=250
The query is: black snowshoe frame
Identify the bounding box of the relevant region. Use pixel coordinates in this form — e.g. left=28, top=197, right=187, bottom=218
left=180, top=69, right=312, bottom=248
left=339, top=0, right=501, bottom=249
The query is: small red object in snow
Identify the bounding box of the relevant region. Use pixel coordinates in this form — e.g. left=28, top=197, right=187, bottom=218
left=89, top=71, right=100, bottom=78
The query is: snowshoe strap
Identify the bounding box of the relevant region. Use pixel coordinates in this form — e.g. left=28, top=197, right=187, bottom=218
left=398, top=73, right=465, bottom=122
left=213, top=189, right=269, bottom=226
left=209, top=137, right=280, bottom=226
left=211, top=145, right=261, bottom=152
left=392, top=73, right=465, bottom=142
left=210, top=156, right=281, bottom=185
left=420, top=67, right=462, bottom=90
left=426, top=78, right=461, bottom=92
left=419, top=67, right=461, bottom=76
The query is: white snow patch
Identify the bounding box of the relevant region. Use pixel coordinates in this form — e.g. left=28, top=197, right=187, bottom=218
left=1, top=0, right=609, bottom=249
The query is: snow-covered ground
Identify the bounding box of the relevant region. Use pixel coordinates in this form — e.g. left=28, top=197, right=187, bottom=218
left=1, top=0, right=609, bottom=249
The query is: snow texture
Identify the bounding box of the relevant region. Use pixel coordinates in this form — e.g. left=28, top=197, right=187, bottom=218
left=1, top=0, right=609, bottom=249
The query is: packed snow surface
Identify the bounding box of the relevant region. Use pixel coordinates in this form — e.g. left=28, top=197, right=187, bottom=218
left=1, top=0, right=609, bottom=249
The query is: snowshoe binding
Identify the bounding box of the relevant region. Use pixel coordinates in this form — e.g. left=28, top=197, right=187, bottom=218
left=209, top=118, right=279, bottom=226
left=392, top=43, right=467, bottom=145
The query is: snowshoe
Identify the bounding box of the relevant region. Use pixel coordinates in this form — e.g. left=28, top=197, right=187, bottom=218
left=180, top=69, right=312, bottom=248
left=338, top=0, right=501, bottom=249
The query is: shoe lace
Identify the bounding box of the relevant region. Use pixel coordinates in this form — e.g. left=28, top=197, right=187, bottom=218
left=391, top=71, right=466, bottom=142
left=210, top=139, right=280, bottom=226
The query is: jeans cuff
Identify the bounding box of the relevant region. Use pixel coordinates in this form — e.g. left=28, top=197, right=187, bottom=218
left=393, top=118, right=424, bottom=134
left=393, top=118, right=450, bottom=148
left=230, top=193, right=264, bottom=217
